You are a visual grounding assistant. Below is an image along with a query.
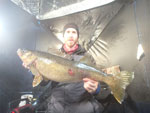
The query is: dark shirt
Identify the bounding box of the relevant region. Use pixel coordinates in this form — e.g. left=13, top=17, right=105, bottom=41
left=36, top=44, right=110, bottom=113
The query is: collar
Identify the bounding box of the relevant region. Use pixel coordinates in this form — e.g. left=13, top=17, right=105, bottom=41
left=63, top=44, right=79, bottom=54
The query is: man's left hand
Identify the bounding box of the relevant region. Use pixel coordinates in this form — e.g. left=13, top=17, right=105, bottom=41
left=83, top=78, right=99, bottom=94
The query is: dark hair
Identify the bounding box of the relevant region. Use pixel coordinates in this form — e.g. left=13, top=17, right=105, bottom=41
left=63, top=23, right=79, bottom=37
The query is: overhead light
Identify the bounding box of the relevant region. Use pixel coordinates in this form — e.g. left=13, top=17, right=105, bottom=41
left=36, top=0, right=115, bottom=19
left=133, top=1, right=145, bottom=61
left=137, top=44, right=144, bottom=60
left=57, top=44, right=63, bottom=49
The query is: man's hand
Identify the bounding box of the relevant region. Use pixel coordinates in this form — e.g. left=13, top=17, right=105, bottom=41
left=83, top=78, right=99, bottom=94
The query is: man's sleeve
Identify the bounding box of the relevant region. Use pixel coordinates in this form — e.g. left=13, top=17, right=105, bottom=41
left=94, top=82, right=111, bottom=100
left=39, top=79, right=50, bottom=86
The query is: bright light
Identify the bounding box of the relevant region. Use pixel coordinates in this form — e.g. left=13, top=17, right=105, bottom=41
left=36, top=0, right=115, bottom=19
left=137, top=44, right=144, bottom=60
left=0, top=22, right=2, bottom=33
left=55, top=33, right=64, bottom=43
left=0, top=20, right=5, bottom=35
left=57, top=44, right=63, bottom=49
left=0, top=22, right=3, bottom=37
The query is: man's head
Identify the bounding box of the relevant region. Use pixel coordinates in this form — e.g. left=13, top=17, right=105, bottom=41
left=63, top=23, right=79, bottom=48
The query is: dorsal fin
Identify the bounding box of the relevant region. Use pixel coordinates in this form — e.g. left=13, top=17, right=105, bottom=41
left=47, top=48, right=73, bottom=60
left=79, top=53, right=96, bottom=66
left=47, top=48, right=64, bottom=56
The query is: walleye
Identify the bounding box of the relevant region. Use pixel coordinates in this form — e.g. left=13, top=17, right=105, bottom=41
left=17, top=49, right=134, bottom=104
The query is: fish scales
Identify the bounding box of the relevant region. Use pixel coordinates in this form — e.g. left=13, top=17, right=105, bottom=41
left=17, top=49, right=134, bottom=104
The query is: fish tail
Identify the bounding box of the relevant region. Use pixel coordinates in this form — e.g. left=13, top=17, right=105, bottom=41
left=109, top=71, right=134, bottom=104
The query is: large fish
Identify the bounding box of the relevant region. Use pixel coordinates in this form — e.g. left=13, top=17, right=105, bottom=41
left=17, top=49, right=134, bottom=104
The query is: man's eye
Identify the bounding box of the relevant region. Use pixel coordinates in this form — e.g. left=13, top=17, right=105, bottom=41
left=67, top=31, right=70, bottom=33
left=72, top=31, right=76, bottom=34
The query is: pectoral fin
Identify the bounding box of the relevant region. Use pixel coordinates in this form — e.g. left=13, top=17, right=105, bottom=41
left=32, top=74, right=43, bottom=87
left=30, top=66, right=43, bottom=87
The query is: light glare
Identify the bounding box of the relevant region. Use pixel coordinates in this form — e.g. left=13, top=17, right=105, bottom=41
left=137, top=44, right=144, bottom=60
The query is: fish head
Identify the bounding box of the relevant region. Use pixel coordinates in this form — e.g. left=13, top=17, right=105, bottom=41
left=17, top=49, right=37, bottom=67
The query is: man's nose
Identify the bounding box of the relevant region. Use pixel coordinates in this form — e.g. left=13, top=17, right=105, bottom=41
left=68, top=33, right=74, bottom=38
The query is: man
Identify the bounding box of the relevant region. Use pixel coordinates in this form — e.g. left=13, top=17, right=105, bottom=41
left=62, top=23, right=100, bottom=94
left=43, top=23, right=110, bottom=113
left=24, top=23, right=110, bottom=113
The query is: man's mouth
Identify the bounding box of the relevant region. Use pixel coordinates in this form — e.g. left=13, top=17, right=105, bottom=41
left=68, top=39, right=74, bottom=41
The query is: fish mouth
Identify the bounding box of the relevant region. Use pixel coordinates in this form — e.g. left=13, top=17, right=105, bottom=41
left=17, top=48, right=37, bottom=67
left=17, top=49, right=28, bottom=56
left=17, top=49, right=23, bottom=57
left=68, top=39, right=74, bottom=41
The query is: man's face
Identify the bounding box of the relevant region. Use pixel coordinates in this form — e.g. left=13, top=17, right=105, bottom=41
left=64, top=28, right=78, bottom=48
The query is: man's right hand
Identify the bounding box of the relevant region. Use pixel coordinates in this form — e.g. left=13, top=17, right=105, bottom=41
left=83, top=78, right=99, bottom=94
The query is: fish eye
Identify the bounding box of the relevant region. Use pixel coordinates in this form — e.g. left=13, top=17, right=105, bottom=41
left=72, top=31, right=76, bottom=34
left=22, top=49, right=27, bottom=53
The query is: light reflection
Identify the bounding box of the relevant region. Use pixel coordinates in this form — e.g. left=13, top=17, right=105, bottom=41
left=76, top=63, right=99, bottom=72
left=137, top=44, right=144, bottom=60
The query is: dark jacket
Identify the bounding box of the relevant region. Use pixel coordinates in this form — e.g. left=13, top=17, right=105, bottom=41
left=43, top=45, right=110, bottom=113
